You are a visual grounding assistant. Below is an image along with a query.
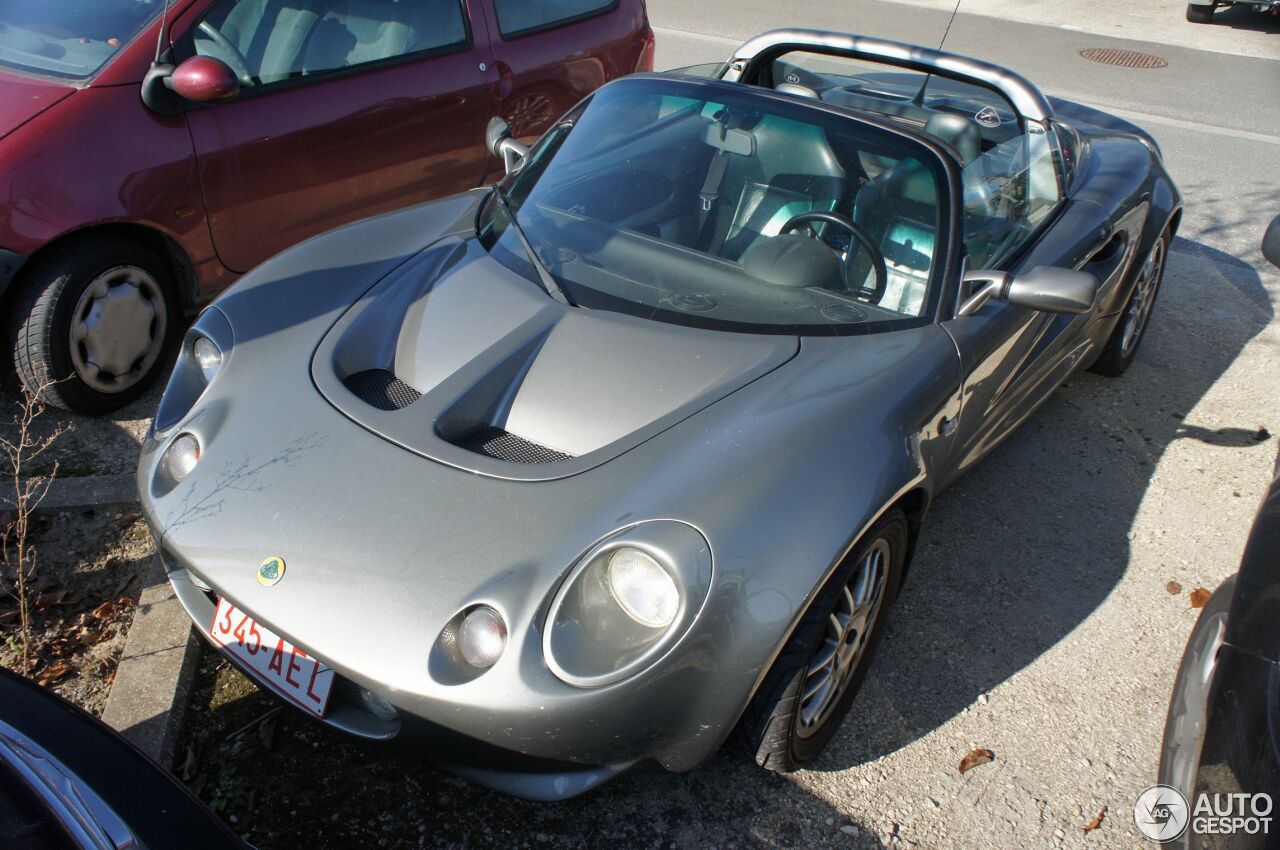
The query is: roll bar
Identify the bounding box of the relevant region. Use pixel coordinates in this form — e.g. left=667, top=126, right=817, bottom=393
left=717, top=29, right=1055, bottom=123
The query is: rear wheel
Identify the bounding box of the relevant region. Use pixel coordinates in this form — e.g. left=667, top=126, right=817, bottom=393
left=738, top=510, right=908, bottom=772
left=1089, top=228, right=1169, bottom=378
left=1186, top=2, right=1217, bottom=23
left=8, top=237, right=179, bottom=414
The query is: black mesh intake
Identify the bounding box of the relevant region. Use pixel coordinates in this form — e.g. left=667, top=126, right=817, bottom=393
left=344, top=370, right=422, bottom=411
left=454, top=426, right=573, bottom=464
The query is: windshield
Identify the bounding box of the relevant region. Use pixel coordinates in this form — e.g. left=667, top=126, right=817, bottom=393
left=0, top=1, right=161, bottom=80
left=479, top=77, right=948, bottom=335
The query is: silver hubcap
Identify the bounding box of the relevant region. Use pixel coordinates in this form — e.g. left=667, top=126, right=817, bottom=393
left=796, top=538, right=890, bottom=738
left=69, top=266, right=167, bottom=394
left=1120, top=239, right=1165, bottom=357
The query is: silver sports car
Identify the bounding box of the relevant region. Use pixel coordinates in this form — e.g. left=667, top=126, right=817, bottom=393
left=138, top=30, right=1180, bottom=799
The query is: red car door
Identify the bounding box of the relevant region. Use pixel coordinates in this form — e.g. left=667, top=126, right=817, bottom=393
left=475, top=0, right=652, bottom=151
left=171, top=0, right=499, bottom=273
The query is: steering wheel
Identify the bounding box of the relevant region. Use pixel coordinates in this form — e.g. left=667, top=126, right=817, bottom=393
left=197, top=21, right=256, bottom=86
left=780, top=211, right=888, bottom=303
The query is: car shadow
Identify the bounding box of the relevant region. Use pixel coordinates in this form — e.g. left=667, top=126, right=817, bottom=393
left=810, top=233, right=1274, bottom=771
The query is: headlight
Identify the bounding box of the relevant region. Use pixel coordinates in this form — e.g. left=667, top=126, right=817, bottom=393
left=544, top=521, right=712, bottom=688
left=192, top=336, right=223, bottom=383
left=153, top=308, right=233, bottom=435
left=606, top=548, right=679, bottom=628
left=163, top=434, right=200, bottom=483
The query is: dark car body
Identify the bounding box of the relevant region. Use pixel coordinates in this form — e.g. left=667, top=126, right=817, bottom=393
left=0, top=0, right=652, bottom=412
left=1159, top=219, right=1280, bottom=848
left=0, top=667, right=244, bottom=849
left=137, top=30, right=1180, bottom=800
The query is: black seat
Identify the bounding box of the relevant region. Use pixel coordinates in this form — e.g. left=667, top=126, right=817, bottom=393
left=697, top=114, right=849, bottom=261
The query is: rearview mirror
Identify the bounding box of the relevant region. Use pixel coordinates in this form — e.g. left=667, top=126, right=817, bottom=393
left=958, top=266, right=1099, bottom=317
left=169, top=56, right=240, bottom=103
left=1264, top=213, right=1280, bottom=269
left=486, top=116, right=529, bottom=175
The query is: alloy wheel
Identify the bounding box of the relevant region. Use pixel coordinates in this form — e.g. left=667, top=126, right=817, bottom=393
left=1120, top=238, right=1166, bottom=357
left=796, top=537, right=890, bottom=738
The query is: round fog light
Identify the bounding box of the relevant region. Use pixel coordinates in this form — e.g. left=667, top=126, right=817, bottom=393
left=192, top=336, right=223, bottom=383
left=607, top=548, right=679, bottom=629
left=457, top=605, right=507, bottom=668
left=163, top=434, right=200, bottom=483
left=356, top=686, right=398, bottom=721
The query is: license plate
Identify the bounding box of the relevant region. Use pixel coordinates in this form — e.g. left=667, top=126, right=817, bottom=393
left=209, top=598, right=334, bottom=718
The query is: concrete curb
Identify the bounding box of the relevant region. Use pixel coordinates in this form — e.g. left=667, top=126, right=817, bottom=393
left=39, top=473, right=138, bottom=514
left=101, top=558, right=199, bottom=769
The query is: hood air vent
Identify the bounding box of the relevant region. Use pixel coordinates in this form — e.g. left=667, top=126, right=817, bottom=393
left=345, top=369, right=422, bottom=411
left=453, top=426, right=573, bottom=464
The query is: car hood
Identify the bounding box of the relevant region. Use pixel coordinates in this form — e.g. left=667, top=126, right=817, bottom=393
left=311, top=237, right=799, bottom=481
left=0, top=70, right=74, bottom=140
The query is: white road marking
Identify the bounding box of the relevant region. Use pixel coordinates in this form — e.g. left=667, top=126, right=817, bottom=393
left=653, top=27, right=1280, bottom=147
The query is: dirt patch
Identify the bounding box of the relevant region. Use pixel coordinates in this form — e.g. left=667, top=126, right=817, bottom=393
left=0, top=383, right=162, bottom=479
left=0, top=509, right=154, bottom=714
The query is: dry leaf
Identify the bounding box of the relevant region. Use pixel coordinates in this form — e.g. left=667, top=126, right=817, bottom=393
left=91, top=600, right=119, bottom=620
left=181, top=741, right=200, bottom=782
left=1189, top=587, right=1211, bottom=609
left=258, top=715, right=277, bottom=751
left=35, top=589, right=68, bottom=610
left=1083, top=805, right=1107, bottom=832
left=38, top=661, right=73, bottom=686
left=108, top=512, right=142, bottom=532
left=1165, top=580, right=1182, bottom=595
left=958, top=747, right=995, bottom=774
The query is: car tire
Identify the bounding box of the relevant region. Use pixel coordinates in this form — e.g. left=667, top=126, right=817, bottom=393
left=1185, top=3, right=1216, bottom=23
left=1158, top=575, right=1234, bottom=805
left=1088, top=227, right=1170, bottom=378
left=738, top=509, right=908, bottom=773
left=8, top=236, right=179, bottom=414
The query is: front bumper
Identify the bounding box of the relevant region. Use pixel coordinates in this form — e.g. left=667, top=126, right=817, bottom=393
left=160, top=553, right=636, bottom=800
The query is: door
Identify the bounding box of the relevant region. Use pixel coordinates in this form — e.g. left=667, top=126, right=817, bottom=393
left=475, top=0, right=651, bottom=156
left=174, top=0, right=499, bottom=272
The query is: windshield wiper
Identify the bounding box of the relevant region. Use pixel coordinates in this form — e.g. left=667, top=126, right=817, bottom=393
left=487, top=186, right=572, bottom=306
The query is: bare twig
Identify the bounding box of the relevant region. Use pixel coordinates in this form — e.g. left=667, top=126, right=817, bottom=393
left=0, top=382, right=72, bottom=674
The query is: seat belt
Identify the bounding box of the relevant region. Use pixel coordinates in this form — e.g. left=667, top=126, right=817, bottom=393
left=696, top=148, right=732, bottom=250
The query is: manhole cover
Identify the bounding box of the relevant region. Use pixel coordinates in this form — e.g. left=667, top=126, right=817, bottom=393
left=1079, top=47, right=1168, bottom=69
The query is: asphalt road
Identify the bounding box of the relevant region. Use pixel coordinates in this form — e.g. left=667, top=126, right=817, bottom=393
left=626, top=2, right=1280, bottom=848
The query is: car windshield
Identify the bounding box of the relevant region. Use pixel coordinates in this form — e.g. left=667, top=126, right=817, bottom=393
left=0, top=1, right=162, bottom=80
left=479, top=77, right=948, bottom=335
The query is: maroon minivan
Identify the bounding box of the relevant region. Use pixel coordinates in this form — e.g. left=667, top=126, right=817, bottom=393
left=0, top=0, right=653, bottom=412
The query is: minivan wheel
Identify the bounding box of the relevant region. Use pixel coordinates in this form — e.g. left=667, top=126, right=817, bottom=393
left=738, top=510, right=908, bottom=773
left=8, top=237, right=179, bottom=414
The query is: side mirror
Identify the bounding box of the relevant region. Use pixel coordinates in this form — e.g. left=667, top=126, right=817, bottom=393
left=958, top=266, right=1099, bottom=317
left=486, top=116, right=529, bottom=175
left=169, top=56, right=240, bottom=103
left=1264, top=213, right=1280, bottom=269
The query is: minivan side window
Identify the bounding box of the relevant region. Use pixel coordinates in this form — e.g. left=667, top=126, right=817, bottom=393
left=491, top=0, right=615, bottom=38
left=193, top=0, right=470, bottom=89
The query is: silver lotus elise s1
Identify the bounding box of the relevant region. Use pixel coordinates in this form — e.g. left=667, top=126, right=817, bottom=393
left=138, top=30, right=1180, bottom=799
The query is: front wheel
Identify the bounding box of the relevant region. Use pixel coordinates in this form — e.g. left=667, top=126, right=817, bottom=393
left=8, top=237, right=179, bottom=414
left=1089, top=228, right=1169, bottom=377
left=738, top=510, right=908, bottom=772
left=1186, top=3, right=1217, bottom=23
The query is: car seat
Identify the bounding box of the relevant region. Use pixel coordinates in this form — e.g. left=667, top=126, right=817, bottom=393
left=697, top=114, right=849, bottom=262
left=209, top=0, right=330, bottom=84
left=303, top=0, right=433, bottom=72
